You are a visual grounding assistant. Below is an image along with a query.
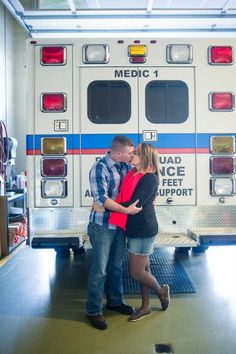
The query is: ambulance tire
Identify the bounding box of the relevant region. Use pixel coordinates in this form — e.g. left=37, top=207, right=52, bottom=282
left=192, top=245, right=209, bottom=253
left=175, top=247, right=191, bottom=254
left=72, top=246, right=85, bottom=255
left=54, top=248, right=71, bottom=256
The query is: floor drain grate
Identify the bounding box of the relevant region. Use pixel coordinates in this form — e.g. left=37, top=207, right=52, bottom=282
left=154, top=343, right=175, bottom=353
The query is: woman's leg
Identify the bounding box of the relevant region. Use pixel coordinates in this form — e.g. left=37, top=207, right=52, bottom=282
left=129, top=252, right=170, bottom=310
left=128, top=253, right=151, bottom=320
left=139, top=258, right=151, bottom=312
left=129, top=252, right=162, bottom=296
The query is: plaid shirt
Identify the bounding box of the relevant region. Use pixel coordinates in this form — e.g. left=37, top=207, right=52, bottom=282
left=89, top=152, right=130, bottom=229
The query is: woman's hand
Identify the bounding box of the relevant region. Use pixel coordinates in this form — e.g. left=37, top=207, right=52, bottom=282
left=126, top=200, right=142, bottom=215
left=153, top=196, right=158, bottom=207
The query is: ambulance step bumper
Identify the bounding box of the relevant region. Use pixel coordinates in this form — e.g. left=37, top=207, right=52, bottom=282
left=31, top=235, right=83, bottom=249
left=155, top=232, right=198, bottom=248
left=188, top=227, right=236, bottom=246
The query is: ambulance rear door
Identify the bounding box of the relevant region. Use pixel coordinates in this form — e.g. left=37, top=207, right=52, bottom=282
left=80, top=67, right=139, bottom=206
left=138, top=67, right=196, bottom=206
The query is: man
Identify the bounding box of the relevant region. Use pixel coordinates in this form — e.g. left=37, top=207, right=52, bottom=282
left=86, top=135, right=141, bottom=330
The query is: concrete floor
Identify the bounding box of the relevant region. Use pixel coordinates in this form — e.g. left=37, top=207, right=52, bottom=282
left=0, top=244, right=236, bottom=354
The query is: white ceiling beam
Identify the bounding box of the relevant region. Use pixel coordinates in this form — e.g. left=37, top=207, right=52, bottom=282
left=24, top=8, right=236, bottom=18
left=26, top=16, right=236, bottom=32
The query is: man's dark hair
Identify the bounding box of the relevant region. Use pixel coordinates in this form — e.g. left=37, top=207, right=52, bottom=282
left=111, top=135, right=134, bottom=152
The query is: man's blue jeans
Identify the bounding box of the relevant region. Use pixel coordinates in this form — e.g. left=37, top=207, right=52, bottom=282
left=86, top=222, right=126, bottom=316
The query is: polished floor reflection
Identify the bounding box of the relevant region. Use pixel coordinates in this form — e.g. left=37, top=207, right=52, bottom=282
left=0, top=245, right=236, bottom=354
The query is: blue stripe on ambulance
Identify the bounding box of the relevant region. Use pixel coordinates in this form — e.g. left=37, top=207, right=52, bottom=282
left=26, top=133, right=236, bottom=151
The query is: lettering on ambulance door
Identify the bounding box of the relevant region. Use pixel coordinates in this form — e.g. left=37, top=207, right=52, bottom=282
left=139, top=67, right=196, bottom=205
left=80, top=68, right=138, bottom=206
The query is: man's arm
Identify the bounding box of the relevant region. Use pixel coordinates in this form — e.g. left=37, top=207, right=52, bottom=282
left=104, top=197, right=141, bottom=215
left=92, top=198, right=141, bottom=215
left=89, top=162, right=109, bottom=207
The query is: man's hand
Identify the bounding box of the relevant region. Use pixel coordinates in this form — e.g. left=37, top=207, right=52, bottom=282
left=126, top=200, right=142, bottom=215
left=92, top=202, right=105, bottom=212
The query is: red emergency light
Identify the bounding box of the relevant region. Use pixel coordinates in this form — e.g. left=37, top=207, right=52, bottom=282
left=209, top=46, right=233, bottom=64
left=129, top=56, right=146, bottom=63
left=210, top=92, right=234, bottom=111
left=210, top=157, right=234, bottom=175
left=41, top=93, right=66, bottom=112
left=41, top=46, right=66, bottom=65
left=41, top=158, right=67, bottom=177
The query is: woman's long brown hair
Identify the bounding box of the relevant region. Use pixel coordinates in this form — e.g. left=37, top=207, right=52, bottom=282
left=136, top=143, right=160, bottom=180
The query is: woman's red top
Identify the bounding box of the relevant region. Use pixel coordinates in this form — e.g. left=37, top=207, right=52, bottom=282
left=108, top=169, right=144, bottom=230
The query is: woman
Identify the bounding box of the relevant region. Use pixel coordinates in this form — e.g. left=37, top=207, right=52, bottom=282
left=109, top=143, right=170, bottom=322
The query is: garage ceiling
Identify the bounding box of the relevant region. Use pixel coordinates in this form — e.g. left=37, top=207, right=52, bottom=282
left=1, top=0, right=236, bottom=36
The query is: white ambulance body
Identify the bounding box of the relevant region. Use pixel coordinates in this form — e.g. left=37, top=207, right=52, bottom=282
left=26, top=36, right=236, bottom=253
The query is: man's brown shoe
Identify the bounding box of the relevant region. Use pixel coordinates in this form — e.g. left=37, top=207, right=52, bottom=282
left=87, top=315, right=108, bottom=330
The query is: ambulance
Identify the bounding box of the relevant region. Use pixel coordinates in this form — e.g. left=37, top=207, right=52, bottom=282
left=26, top=36, right=236, bottom=254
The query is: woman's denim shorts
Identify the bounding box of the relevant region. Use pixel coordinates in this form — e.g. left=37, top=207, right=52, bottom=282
left=127, top=236, right=156, bottom=256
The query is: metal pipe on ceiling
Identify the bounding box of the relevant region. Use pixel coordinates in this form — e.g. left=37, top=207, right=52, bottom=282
left=221, top=0, right=234, bottom=13
left=66, top=0, right=76, bottom=14
left=147, top=0, right=154, bottom=14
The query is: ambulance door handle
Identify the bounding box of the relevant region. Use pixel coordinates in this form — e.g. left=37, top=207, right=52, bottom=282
left=166, top=197, right=173, bottom=204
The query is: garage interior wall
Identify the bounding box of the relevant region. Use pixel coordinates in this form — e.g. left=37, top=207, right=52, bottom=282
left=0, top=2, right=29, bottom=174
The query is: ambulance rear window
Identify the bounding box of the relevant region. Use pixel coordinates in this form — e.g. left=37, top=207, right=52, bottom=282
left=145, top=81, right=189, bottom=123
left=88, top=81, right=131, bottom=124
